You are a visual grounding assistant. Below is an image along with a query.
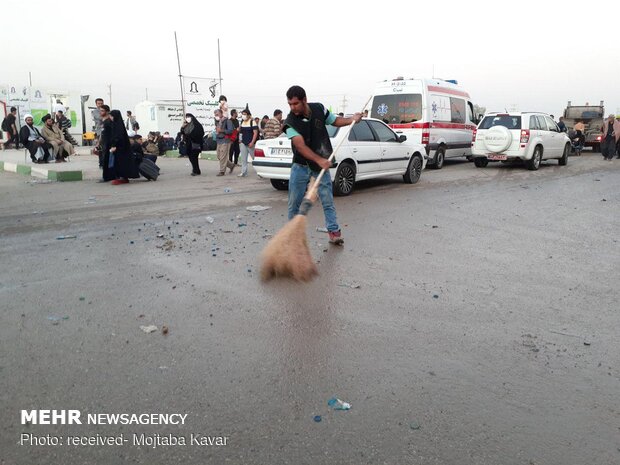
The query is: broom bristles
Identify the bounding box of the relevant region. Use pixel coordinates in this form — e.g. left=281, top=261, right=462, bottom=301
left=260, top=215, right=318, bottom=282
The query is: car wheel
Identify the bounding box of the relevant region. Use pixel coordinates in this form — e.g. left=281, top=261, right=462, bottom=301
left=270, top=179, right=289, bottom=191
left=559, top=144, right=569, bottom=166
left=527, top=146, right=542, bottom=171
left=430, top=146, right=445, bottom=170
left=333, top=161, right=356, bottom=196
left=473, top=157, right=488, bottom=168
left=403, top=154, right=423, bottom=184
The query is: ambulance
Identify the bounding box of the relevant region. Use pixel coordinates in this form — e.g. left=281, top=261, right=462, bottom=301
left=370, top=77, right=478, bottom=169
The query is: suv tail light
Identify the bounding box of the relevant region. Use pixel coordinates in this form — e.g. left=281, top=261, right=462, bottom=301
left=472, top=128, right=477, bottom=143
left=254, top=148, right=265, bottom=157
left=520, top=129, right=530, bottom=144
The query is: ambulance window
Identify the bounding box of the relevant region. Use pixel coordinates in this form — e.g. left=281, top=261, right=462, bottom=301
left=450, top=98, right=465, bottom=124
left=370, top=94, right=422, bottom=124
left=349, top=121, right=375, bottom=142
left=467, top=102, right=474, bottom=123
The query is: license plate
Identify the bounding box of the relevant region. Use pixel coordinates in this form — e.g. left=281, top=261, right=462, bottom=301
left=271, top=148, right=292, bottom=156
left=487, top=154, right=507, bottom=161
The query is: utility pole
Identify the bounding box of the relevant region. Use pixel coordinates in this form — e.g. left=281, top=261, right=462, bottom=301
left=174, top=31, right=185, bottom=115
left=145, top=88, right=149, bottom=100
left=217, top=38, right=223, bottom=96
left=108, top=84, right=112, bottom=107
left=29, top=72, right=32, bottom=87
left=340, top=95, right=348, bottom=115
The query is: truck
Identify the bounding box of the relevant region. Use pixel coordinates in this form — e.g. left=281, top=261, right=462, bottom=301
left=562, top=101, right=604, bottom=152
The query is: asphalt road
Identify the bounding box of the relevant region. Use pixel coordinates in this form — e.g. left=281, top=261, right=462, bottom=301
left=1, top=154, right=619, bottom=465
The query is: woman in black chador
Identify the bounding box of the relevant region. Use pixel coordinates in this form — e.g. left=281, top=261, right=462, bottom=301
left=108, top=110, right=140, bottom=185
left=182, top=113, right=205, bottom=176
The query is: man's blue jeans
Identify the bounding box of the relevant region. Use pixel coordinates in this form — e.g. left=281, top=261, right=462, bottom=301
left=288, top=162, right=339, bottom=232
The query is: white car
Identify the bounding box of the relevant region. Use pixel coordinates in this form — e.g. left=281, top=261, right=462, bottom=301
left=252, top=118, right=427, bottom=196
left=471, top=112, right=571, bottom=170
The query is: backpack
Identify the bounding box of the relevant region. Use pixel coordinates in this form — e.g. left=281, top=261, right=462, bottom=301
left=1, top=117, right=9, bottom=132
left=228, top=128, right=239, bottom=143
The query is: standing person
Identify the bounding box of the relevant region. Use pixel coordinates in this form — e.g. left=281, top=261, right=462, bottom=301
left=19, top=114, right=52, bottom=163
left=600, top=114, right=620, bottom=160
left=92, top=98, right=105, bottom=166
left=125, top=111, right=139, bottom=131
left=237, top=105, right=259, bottom=177
left=108, top=110, right=140, bottom=185
left=616, top=115, right=620, bottom=159
left=182, top=113, right=205, bottom=176
left=557, top=116, right=567, bottom=133
left=263, top=109, right=283, bottom=139
left=260, top=115, right=269, bottom=139
left=53, top=99, right=66, bottom=114
left=99, top=105, right=116, bottom=181
left=228, top=109, right=240, bottom=165
left=214, top=109, right=235, bottom=176
left=2, top=107, right=20, bottom=149
left=283, top=85, right=361, bottom=245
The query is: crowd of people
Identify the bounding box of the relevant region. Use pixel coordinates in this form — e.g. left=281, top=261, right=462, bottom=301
left=175, top=95, right=284, bottom=177
left=1, top=104, right=78, bottom=163
left=90, top=98, right=163, bottom=184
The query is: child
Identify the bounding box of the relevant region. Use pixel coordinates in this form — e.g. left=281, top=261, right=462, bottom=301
left=219, top=95, right=229, bottom=119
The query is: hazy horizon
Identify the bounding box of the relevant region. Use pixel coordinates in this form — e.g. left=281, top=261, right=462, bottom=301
left=2, top=0, right=618, bottom=122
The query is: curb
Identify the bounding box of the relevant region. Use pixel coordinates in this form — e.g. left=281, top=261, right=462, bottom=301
left=0, top=160, right=83, bottom=182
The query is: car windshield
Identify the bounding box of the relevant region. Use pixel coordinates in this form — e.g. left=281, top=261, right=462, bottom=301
left=370, top=94, right=422, bottom=124
left=480, top=115, right=522, bottom=130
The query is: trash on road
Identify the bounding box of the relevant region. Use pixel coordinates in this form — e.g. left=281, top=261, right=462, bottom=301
left=224, top=187, right=232, bottom=193
left=316, top=227, right=328, bottom=233
left=140, top=325, right=158, bottom=334
left=313, top=415, right=322, bottom=422
left=162, top=325, right=169, bottom=335
left=409, top=420, right=421, bottom=430
left=47, top=316, right=69, bottom=325
left=328, top=397, right=351, bottom=410
left=338, top=283, right=361, bottom=289
left=206, top=216, right=215, bottom=223
left=56, top=235, right=77, bottom=240
left=246, top=205, right=271, bottom=212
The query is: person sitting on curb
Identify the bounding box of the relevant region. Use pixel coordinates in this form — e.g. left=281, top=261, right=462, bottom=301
left=41, top=114, right=75, bottom=162
left=19, top=114, right=52, bottom=163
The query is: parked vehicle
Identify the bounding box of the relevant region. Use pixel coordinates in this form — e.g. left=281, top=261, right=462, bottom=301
left=471, top=112, right=571, bottom=170
left=252, top=118, right=427, bottom=196
left=370, top=77, right=478, bottom=169
left=562, top=101, right=604, bottom=152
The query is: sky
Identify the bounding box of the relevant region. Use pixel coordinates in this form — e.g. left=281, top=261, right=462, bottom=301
left=2, top=0, right=618, bottom=121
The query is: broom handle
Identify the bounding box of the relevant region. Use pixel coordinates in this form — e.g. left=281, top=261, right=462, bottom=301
left=306, top=96, right=373, bottom=200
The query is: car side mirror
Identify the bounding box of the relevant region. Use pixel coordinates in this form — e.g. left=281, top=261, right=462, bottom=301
left=398, top=134, right=407, bottom=143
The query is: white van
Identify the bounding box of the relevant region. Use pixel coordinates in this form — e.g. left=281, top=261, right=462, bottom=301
left=370, top=77, right=477, bottom=169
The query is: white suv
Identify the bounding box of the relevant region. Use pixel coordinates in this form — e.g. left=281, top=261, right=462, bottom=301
left=471, top=112, right=571, bottom=170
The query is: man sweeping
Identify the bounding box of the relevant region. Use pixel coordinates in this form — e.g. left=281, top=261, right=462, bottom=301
left=284, top=85, right=362, bottom=245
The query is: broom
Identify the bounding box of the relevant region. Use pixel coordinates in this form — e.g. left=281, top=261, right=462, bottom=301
left=261, top=98, right=371, bottom=282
